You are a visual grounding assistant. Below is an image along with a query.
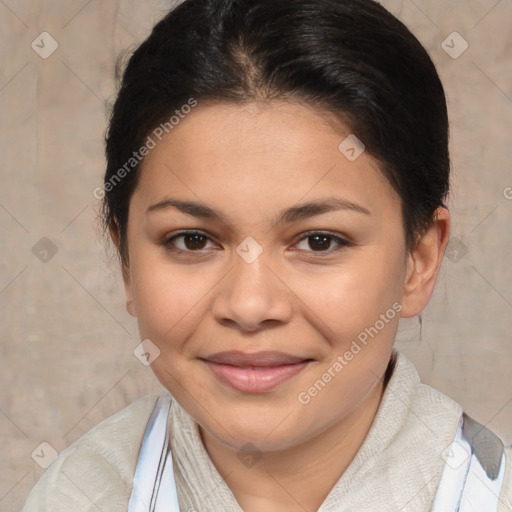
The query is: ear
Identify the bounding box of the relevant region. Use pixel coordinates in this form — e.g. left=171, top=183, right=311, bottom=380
left=401, top=206, right=451, bottom=318
left=109, top=223, right=137, bottom=318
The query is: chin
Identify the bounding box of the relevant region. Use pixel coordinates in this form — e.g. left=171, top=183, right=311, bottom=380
left=199, top=403, right=309, bottom=451
left=207, top=423, right=305, bottom=453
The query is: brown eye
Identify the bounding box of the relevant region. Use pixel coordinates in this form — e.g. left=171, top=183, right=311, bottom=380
left=182, top=233, right=208, bottom=250
left=295, top=232, right=352, bottom=254
left=164, top=231, right=215, bottom=253
left=308, top=234, right=332, bottom=251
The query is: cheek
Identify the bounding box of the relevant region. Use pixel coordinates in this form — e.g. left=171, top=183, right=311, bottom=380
left=129, top=249, right=211, bottom=347
left=289, top=249, right=405, bottom=342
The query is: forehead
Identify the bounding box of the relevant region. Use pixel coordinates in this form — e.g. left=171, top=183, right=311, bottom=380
left=133, top=100, right=401, bottom=224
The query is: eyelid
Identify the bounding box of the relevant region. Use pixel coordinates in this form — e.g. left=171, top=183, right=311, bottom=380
left=296, top=230, right=351, bottom=242
left=163, top=229, right=219, bottom=250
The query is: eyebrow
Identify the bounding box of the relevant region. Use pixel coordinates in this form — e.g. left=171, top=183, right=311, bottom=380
left=146, top=196, right=371, bottom=225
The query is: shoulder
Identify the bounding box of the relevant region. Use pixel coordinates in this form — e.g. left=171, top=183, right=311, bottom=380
left=394, top=351, right=512, bottom=509
left=383, top=353, right=512, bottom=509
left=21, top=394, right=161, bottom=512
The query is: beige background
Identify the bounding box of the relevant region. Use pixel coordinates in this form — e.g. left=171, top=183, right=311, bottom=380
left=1, top=0, right=511, bottom=510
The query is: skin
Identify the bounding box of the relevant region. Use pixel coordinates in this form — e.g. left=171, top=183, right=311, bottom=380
left=111, top=100, right=450, bottom=512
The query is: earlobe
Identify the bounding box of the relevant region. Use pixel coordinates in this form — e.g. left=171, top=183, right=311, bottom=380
left=401, top=206, right=451, bottom=318
left=122, top=264, right=137, bottom=318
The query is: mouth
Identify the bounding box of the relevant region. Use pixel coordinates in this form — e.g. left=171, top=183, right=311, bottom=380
left=199, top=351, right=314, bottom=393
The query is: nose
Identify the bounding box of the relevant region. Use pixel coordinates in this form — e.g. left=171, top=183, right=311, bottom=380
left=211, top=253, right=293, bottom=332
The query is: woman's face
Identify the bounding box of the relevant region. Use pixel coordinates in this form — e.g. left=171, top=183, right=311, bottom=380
left=122, top=100, right=415, bottom=451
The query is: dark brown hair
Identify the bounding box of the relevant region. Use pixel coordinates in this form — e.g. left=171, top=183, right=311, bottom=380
left=103, top=0, right=450, bottom=264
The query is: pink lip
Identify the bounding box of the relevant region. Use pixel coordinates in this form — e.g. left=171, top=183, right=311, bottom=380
left=201, top=351, right=313, bottom=393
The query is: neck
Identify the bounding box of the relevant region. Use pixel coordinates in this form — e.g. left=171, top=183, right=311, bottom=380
left=199, top=377, right=387, bottom=512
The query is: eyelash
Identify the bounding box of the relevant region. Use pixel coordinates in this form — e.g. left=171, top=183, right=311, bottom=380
left=162, top=230, right=353, bottom=256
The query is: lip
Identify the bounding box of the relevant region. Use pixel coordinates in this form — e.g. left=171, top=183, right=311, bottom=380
left=200, top=351, right=313, bottom=393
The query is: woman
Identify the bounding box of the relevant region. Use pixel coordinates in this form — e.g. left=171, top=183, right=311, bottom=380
left=22, top=0, right=512, bottom=510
